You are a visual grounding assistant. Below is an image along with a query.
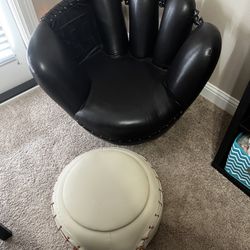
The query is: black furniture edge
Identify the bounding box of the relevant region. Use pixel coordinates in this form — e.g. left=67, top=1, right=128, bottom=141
left=212, top=163, right=250, bottom=196
left=0, top=224, right=12, bottom=241
left=0, top=78, right=37, bottom=104
left=241, top=116, right=250, bottom=133
left=212, top=82, right=250, bottom=197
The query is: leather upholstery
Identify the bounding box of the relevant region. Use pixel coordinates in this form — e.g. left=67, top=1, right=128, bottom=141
left=52, top=148, right=163, bottom=250
left=129, top=0, right=159, bottom=58
left=28, top=0, right=222, bottom=144
left=75, top=51, right=181, bottom=143
left=92, top=0, right=128, bottom=56
left=153, top=0, right=196, bottom=67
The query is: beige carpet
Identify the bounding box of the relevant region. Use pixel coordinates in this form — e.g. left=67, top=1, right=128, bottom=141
left=0, top=87, right=249, bottom=250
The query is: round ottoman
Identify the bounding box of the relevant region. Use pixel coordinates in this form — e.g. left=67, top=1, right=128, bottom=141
left=51, top=148, right=163, bottom=250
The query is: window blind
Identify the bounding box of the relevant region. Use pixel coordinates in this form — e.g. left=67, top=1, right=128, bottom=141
left=0, top=24, right=15, bottom=65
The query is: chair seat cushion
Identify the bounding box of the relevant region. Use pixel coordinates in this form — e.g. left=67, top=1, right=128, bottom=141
left=75, top=51, right=181, bottom=143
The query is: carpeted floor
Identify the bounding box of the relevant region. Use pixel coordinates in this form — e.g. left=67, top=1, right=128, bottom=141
left=0, top=87, right=249, bottom=250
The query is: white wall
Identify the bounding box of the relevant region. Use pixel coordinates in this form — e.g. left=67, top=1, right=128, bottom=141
left=32, top=0, right=60, bottom=19
left=196, top=0, right=250, bottom=100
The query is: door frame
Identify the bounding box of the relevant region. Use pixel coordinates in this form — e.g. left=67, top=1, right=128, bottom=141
left=7, top=0, right=39, bottom=47
left=0, top=0, right=38, bottom=103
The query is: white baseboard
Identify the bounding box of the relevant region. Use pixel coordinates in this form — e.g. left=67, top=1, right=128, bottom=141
left=0, top=85, right=39, bottom=106
left=200, top=82, right=239, bottom=115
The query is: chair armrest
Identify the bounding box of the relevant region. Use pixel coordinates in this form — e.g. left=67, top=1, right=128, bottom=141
left=27, top=22, right=91, bottom=115
left=166, top=22, right=222, bottom=110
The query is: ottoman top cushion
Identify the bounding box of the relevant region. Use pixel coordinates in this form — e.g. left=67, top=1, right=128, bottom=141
left=62, top=148, right=150, bottom=232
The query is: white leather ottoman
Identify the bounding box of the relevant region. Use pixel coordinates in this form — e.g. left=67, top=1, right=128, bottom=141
left=51, top=148, right=163, bottom=250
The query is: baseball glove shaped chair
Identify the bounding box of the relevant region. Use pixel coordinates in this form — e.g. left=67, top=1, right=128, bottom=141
left=28, top=0, right=221, bottom=144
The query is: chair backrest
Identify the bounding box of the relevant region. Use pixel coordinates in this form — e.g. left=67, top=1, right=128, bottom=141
left=41, top=0, right=101, bottom=64
left=41, top=0, right=218, bottom=72
left=92, top=0, right=198, bottom=68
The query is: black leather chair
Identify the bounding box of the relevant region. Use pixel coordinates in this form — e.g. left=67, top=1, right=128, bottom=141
left=28, top=0, right=221, bottom=144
